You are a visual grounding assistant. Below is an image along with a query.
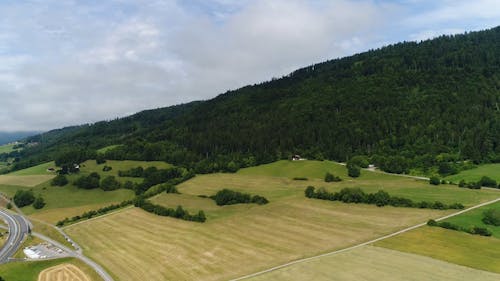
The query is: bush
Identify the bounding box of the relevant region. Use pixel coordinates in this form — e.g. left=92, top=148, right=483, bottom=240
left=51, top=174, right=69, bottom=186
left=429, top=176, right=440, bottom=185
left=458, top=179, right=466, bottom=187
left=96, top=155, right=106, bottom=165
left=102, top=165, right=112, bottom=172
left=427, top=219, right=438, bottom=226
left=324, top=172, right=341, bottom=182
left=13, top=190, right=35, bottom=207
left=6, top=203, right=12, bottom=209
left=471, top=227, right=492, bottom=236
left=482, top=209, right=500, bottom=226
left=33, top=195, right=46, bottom=209
left=293, top=177, right=308, bottom=181
left=100, top=176, right=121, bottom=191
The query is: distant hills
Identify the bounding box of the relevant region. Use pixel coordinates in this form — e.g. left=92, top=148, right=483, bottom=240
left=0, top=132, right=39, bottom=145
left=13, top=26, right=500, bottom=173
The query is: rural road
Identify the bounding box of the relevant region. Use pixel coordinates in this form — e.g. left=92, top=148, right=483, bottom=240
left=0, top=209, right=30, bottom=263
left=231, top=197, right=500, bottom=281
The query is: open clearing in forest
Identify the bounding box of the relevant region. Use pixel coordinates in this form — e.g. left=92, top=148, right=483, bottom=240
left=247, top=245, right=500, bottom=281
left=38, top=263, right=91, bottom=281
left=375, top=226, right=500, bottom=273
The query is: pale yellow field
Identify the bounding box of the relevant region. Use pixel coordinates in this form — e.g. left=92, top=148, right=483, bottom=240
left=66, top=202, right=447, bottom=281
left=249, top=245, right=500, bottom=281
left=38, top=263, right=91, bottom=281
left=0, top=175, right=54, bottom=187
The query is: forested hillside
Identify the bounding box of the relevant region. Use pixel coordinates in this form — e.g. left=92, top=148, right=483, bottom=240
left=11, top=26, right=500, bottom=174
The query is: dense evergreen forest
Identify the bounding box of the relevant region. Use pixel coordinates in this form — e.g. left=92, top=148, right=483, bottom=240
left=9, top=26, right=500, bottom=175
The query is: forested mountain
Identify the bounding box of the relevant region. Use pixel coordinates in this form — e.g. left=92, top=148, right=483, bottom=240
left=12, top=26, right=500, bottom=174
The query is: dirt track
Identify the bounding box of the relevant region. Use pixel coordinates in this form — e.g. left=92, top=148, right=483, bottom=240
left=38, top=263, right=91, bottom=281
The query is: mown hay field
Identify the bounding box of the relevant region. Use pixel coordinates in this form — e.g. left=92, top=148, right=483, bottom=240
left=375, top=226, right=500, bottom=273
left=38, top=263, right=91, bottom=281
left=248, top=245, right=500, bottom=281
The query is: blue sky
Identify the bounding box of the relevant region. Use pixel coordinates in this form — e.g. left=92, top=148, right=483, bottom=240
left=0, top=0, right=499, bottom=131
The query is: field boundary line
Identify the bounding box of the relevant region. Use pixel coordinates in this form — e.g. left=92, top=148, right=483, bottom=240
left=231, top=197, right=500, bottom=281
left=62, top=206, right=134, bottom=229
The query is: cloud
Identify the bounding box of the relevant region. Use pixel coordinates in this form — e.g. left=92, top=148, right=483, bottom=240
left=0, top=0, right=498, bottom=132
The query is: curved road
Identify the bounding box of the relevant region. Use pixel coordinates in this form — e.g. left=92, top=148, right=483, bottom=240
left=0, top=209, right=30, bottom=263
left=0, top=209, right=113, bottom=281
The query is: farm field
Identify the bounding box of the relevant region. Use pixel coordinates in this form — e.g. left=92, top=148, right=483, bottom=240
left=66, top=205, right=446, bottom=281
left=9, top=161, right=55, bottom=176
left=248, top=245, right=500, bottom=281
left=0, top=257, right=101, bottom=281
left=63, top=160, right=500, bottom=280
left=443, top=201, right=500, bottom=238
left=0, top=175, right=55, bottom=187
left=38, top=263, right=91, bottom=281
left=375, top=226, right=500, bottom=273
left=445, top=163, right=500, bottom=183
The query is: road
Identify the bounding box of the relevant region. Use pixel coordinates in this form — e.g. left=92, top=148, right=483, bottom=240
left=231, top=197, right=500, bottom=281
left=0, top=209, right=30, bottom=263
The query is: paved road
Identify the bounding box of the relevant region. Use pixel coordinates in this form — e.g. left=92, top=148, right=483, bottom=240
left=0, top=209, right=30, bottom=263
left=231, top=197, right=500, bottom=281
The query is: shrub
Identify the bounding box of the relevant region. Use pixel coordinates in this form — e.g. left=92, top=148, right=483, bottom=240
left=305, top=186, right=315, bottom=198
left=293, top=177, right=308, bottom=181
left=33, top=195, right=46, bottom=209
left=6, top=203, right=12, bottom=209
left=102, top=165, right=112, bottom=172
left=471, top=227, right=492, bottom=236
left=458, top=179, right=466, bottom=187
left=347, top=156, right=369, bottom=168
left=74, top=173, right=100, bottom=189
left=429, top=176, right=440, bottom=185
left=51, top=174, right=69, bottom=186
left=96, top=155, right=106, bottom=165
left=427, top=219, right=438, bottom=226
left=483, top=209, right=500, bottom=226
left=324, top=172, right=341, bottom=182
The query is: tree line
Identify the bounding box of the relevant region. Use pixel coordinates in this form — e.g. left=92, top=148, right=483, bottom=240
left=210, top=189, right=269, bottom=206
left=427, top=219, right=492, bottom=237
left=305, top=186, right=464, bottom=210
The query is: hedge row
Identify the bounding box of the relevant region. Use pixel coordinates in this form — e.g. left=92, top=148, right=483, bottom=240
left=427, top=219, right=492, bottom=236
left=57, top=200, right=132, bottom=226
left=305, top=186, right=464, bottom=210
left=134, top=197, right=206, bottom=222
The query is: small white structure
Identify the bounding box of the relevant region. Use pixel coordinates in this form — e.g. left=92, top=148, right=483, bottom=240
left=23, top=247, right=41, bottom=259
left=292, top=155, right=301, bottom=161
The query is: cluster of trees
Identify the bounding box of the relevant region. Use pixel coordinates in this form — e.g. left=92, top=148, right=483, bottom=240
left=13, top=190, right=35, bottom=207
left=74, top=173, right=101, bottom=189
left=458, top=176, right=499, bottom=189
left=483, top=209, right=500, bottom=226
left=324, top=172, right=342, bottom=182
left=13, top=190, right=45, bottom=209
left=427, top=219, right=492, bottom=237
left=305, top=186, right=464, bottom=210
left=56, top=200, right=132, bottom=226
left=133, top=197, right=206, bottom=222
left=118, top=166, right=187, bottom=195
left=210, top=189, right=269, bottom=206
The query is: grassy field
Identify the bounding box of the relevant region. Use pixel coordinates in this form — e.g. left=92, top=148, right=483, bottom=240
left=96, top=145, right=122, bottom=154
left=66, top=202, right=446, bottom=279
left=375, top=226, right=500, bottom=273
left=0, top=258, right=102, bottom=281
left=0, top=175, right=55, bottom=187
left=0, top=143, right=17, bottom=154
left=63, top=160, right=500, bottom=280
left=445, top=163, right=500, bottom=183
left=30, top=219, right=74, bottom=248
left=9, top=162, right=55, bottom=176
left=0, top=160, right=174, bottom=224
left=249, top=245, right=500, bottom=281
left=443, top=201, right=500, bottom=238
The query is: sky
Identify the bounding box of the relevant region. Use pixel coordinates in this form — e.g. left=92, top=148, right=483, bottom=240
left=0, top=0, right=499, bottom=132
